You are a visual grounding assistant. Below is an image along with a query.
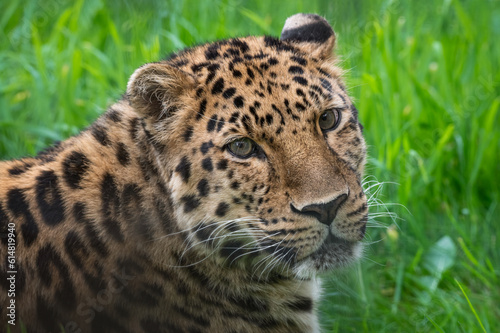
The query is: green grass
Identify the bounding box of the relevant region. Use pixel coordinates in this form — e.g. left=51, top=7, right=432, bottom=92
left=1, top=0, right=499, bottom=331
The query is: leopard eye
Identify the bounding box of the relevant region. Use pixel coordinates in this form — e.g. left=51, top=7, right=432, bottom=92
left=318, top=109, right=341, bottom=131
left=227, top=138, right=255, bottom=158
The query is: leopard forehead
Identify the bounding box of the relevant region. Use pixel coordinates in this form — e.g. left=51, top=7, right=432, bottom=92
left=173, top=36, right=344, bottom=106
left=167, top=36, right=351, bottom=148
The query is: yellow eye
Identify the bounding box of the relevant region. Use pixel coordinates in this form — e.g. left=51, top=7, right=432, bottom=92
left=319, top=109, right=341, bottom=131
left=227, top=138, right=255, bottom=158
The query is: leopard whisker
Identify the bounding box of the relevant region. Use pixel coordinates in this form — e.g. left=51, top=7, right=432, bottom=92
left=176, top=218, right=266, bottom=265
left=225, top=231, right=277, bottom=266
left=172, top=230, right=263, bottom=269
left=254, top=234, right=291, bottom=280
left=179, top=228, right=256, bottom=261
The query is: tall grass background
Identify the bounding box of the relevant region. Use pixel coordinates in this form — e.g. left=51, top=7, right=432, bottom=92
left=1, top=0, right=499, bottom=331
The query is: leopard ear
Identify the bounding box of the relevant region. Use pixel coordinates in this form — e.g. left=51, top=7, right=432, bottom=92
left=280, top=13, right=336, bottom=59
left=126, top=62, right=196, bottom=120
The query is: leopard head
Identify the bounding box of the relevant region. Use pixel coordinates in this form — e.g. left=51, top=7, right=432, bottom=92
left=126, top=14, right=367, bottom=278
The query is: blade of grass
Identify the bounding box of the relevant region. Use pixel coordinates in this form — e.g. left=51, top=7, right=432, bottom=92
left=455, top=279, right=487, bottom=333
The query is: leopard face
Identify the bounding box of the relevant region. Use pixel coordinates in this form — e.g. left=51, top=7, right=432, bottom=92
left=128, top=14, right=367, bottom=278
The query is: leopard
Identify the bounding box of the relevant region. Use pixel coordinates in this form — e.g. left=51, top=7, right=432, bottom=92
left=0, top=13, right=367, bottom=333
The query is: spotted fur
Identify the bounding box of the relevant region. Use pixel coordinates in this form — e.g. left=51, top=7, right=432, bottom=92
left=0, top=14, right=367, bottom=333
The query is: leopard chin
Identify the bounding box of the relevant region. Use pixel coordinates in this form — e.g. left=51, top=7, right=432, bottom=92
left=293, top=233, right=363, bottom=278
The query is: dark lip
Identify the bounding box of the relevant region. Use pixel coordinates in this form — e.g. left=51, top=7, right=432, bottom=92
left=311, top=231, right=356, bottom=258
left=323, top=232, right=352, bottom=246
left=301, top=232, right=359, bottom=271
left=289, top=231, right=358, bottom=272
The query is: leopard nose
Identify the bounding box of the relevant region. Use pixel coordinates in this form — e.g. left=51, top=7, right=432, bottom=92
left=291, top=194, right=348, bottom=226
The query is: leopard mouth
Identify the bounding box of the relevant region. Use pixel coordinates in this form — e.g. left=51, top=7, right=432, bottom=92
left=315, top=232, right=356, bottom=256
left=295, top=231, right=362, bottom=274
